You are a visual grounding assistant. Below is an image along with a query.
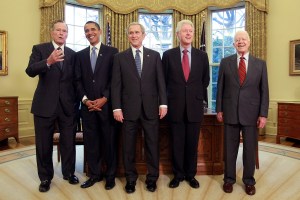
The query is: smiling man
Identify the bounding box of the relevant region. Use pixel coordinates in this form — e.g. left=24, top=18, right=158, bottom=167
left=162, top=19, right=210, bottom=189
left=216, top=30, right=269, bottom=195
left=111, top=22, right=167, bottom=193
left=74, top=21, right=119, bottom=190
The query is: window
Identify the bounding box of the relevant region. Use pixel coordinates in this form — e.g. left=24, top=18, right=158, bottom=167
left=65, top=4, right=100, bottom=52
left=139, top=13, right=173, bottom=56
left=209, top=7, right=245, bottom=111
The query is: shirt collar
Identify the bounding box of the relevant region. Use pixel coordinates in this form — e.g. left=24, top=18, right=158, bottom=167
left=90, top=42, right=101, bottom=51
left=52, top=41, right=64, bottom=52
left=180, top=45, right=192, bottom=53
left=131, top=46, right=143, bottom=55
left=237, top=52, right=249, bottom=60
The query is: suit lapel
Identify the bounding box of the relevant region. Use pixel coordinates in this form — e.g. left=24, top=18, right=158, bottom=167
left=126, top=48, right=140, bottom=78
left=142, top=47, right=151, bottom=78
left=229, top=55, right=240, bottom=85
left=94, top=43, right=104, bottom=73
left=82, top=47, right=94, bottom=74
left=243, top=55, right=255, bottom=86
left=173, top=47, right=185, bottom=82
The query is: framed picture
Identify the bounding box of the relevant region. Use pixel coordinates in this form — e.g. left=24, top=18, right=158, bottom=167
left=289, top=39, right=300, bottom=75
left=0, top=30, right=8, bottom=76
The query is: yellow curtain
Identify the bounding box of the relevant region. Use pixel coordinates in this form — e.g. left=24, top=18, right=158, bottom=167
left=73, top=0, right=267, bottom=15
left=103, top=6, right=138, bottom=52
left=40, top=0, right=65, bottom=43
left=245, top=1, right=267, bottom=60
left=172, top=10, right=207, bottom=48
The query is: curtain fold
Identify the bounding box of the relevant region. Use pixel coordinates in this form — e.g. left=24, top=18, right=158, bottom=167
left=103, top=6, right=138, bottom=52
left=172, top=10, right=207, bottom=48
left=40, top=0, right=65, bottom=43
left=72, top=0, right=268, bottom=15
left=245, top=1, right=267, bottom=60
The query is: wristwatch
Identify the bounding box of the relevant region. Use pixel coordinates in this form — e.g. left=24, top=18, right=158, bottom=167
left=83, top=99, right=89, bottom=105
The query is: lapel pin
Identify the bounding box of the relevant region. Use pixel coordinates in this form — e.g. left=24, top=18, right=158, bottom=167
left=99, top=54, right=103, bottom=56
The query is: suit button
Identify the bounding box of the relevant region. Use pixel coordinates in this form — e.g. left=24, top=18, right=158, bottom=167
left=93, top=80, right=95, bottom=83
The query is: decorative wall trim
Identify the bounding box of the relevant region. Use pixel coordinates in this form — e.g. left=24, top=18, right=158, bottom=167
left=18, top=99, right=34, bottom=138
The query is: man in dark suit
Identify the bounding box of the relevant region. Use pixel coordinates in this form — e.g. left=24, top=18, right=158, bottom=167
left=162, top=19, right=210, bottom=189
left=111, top=22, right=167, bottom=193
left=216, top=30, right=269, bottom=196
left=25, top=20, right=79, bottom=192
left=74, top=21, right=118, bottom=190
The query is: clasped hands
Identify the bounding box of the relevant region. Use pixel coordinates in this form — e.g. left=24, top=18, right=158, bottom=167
left=85, top=97, right=107, bottom=112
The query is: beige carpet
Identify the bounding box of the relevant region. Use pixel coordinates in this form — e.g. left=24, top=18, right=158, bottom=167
left=0, top=143, right=300, bottom=200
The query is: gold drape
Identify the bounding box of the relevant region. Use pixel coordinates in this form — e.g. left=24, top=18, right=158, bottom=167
left=103, top=6, right=138, bottom=52
left=172, top=10, right=207, bottom=48
left=245, top=2, right=267, bottom=60
left=73, top=0, right=268, bottom=15
left=40, top=0, right=65, bottom=43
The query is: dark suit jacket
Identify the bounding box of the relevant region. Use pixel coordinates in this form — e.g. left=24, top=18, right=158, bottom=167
left=216, top=54, right=269, bottom=126
left=74, top=43, right=118, bottom=117
left=26, top=42, right=76, bottom=117
left=111, top=47, right=167, bottom=120
left=162, top=47, right=210, bottom=122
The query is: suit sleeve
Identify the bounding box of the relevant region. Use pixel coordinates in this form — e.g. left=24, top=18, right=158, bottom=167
left=111, top=54, right=122, bottom=110
left=74, top=53, right=86, bottom=100
left=202, top=52, right=210, bottom=103
left=216, top=58, right=225, bottom=113
left=102, top=48, right=119, bottom=99
left=259, top=60, right=269, bottom=117
left=155, top=53, right=167, bottom=105
left=25, top=45, right=49, bottom=77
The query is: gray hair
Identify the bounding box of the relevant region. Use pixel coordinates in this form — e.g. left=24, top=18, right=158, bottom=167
left=234, top=30, right=250, bottom=42
left=126, top=22, right=145, bottom=34
left=176, top=19, right=194, bottom=33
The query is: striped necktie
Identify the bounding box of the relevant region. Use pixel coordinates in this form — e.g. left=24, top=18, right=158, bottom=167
left=135, top=49, right=142, bottom=77
left=239, top=56, right=246, bottom=85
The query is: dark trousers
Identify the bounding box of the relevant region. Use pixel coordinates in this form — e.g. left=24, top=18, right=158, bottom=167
left=82, top=109, right=117, bottom=180
left=34, top=102, right=76, bottom=181
left=170, top=120, right=201, bottom=180
left=223, top=124, right=257, bottom=186
left=122, top=112, right=159, bottom=182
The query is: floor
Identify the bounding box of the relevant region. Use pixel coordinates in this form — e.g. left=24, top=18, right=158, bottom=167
left=1, top=134, right=300, bottom=151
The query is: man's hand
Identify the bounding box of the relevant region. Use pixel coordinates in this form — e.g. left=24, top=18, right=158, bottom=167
left=257, top=116, right=267, bottom=128
left=216, top=112, right=223, bottom=122
left=113, top=110, right=124, bottom=123
left=159, top=107, right=168, bottom=119
left=93, top=97, right=107, bottom=110
left=46, top=48, right=64, bottom=66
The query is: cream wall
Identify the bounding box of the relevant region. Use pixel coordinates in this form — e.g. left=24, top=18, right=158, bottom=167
left=266, top=0, right=300, bottom=135
left=0, top=0, right=40, bottom=137
left=0, top=0, right=299, bottom=138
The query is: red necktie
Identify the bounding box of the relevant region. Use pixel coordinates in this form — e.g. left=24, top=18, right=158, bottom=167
left=182, top=49, right=190, bottom=81
left=239, top=56, right=246, bottom=85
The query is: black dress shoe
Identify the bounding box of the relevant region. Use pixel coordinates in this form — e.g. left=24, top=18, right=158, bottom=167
left=80, top=177, right=103, bottom=188
left=146, top=180, right=157, bottom=192
left=63, top=174, right=79, bottom=184
left=105, top=179, right=116, bottom=190
left=223, top=182, right=233, bottom=193
left=39, top=180, right=51, bottom=192
left=245, top=184, right=256, bottom=195
left=125, top=181, right=136, bottom=193
left=169, top=178, right=184, bottom=188
left=186, top=177, right=200, bottom=188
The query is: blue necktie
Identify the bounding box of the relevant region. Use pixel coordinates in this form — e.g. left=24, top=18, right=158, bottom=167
left=90, top=46, right=97, bottom=72
left=135, top=49, right=142, bottom=77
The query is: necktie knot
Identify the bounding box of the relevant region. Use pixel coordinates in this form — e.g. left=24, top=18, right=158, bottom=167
left=183, top=49, right=188, bottom=54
